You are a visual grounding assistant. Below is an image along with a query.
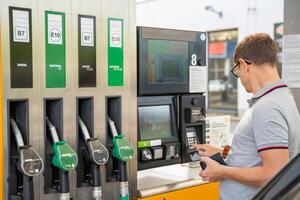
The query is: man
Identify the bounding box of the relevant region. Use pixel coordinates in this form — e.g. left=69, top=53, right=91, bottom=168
left=195, top=33, right=300, bottom=200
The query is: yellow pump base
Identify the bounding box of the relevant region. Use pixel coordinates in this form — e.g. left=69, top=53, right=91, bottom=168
left=138, top=182, right=219, bottom=200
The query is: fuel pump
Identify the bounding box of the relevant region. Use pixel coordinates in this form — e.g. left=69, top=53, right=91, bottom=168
left=10, top=118, right=44, bottom=200
left=46, top=117, right=78, bottom=200
left=108, top=116, right=134, bottom=200
left=78, top=117, right=109, bottom=200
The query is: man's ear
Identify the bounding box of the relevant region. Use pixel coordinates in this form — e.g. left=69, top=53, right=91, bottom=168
left=239, top=58, right=250, bottom=72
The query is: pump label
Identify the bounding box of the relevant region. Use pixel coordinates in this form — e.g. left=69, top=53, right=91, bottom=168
left=9, top=7, right=33, bottom=88
left=80, top=17, right=94, bottom=47
left=47, top=14, right=63, bottom=45
left=109, top=20, right=122, bottom=48
left=108, top=18, right=124, bottom=86
left=78, top=15, right=96, bottom=87
left=13, top=10, right=30, bottom=43
left=45, top=11, right=66, bottom=88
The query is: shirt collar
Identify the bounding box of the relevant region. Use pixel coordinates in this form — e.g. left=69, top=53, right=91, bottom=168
left=247, top=79, right=288, bottom=107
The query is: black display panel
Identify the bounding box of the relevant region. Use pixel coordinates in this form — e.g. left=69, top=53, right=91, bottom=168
left=137, top=26, right=207, bottom=96
left=137, top=96, right=181, bottom=170
left=147, top=40, right=189, bottom=85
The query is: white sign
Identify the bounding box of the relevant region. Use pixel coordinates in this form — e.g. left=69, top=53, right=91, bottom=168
left=13, top=10, right=30, bottom=43
left=206, top=115, right=231, bottom=147
left=283, top=34, right=300, bottom=88
left=48, top=14, right=63, bottom=45
left=80, top=17, right=94, bottom=47
left=109, top=20, right=122, bottom=48
left=189, top=66, right=207, bottom=93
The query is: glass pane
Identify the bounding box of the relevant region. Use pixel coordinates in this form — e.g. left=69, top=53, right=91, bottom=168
left=208, top=29, right=238, bottom=111
left=138, top=105, right=172, bottom=140
left=147, top=40, right=189, bottom=84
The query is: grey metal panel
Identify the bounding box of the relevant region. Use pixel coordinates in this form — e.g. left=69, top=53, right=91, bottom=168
left=37, top=0, right=75, bottom=199
left=0, top=0, right=40, bottom=199
left=128, top=0, right=138, bottom=198
left=102, top=0, right=130, bottom=198
left=71, top=0, right=103, bottom=199
left=284, top=0, right=300, bottom=111
left=1, top=0, right=137, bottom=199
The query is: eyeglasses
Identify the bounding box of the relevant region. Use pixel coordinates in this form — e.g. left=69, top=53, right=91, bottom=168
left=231, top=59, right=252, bottom=78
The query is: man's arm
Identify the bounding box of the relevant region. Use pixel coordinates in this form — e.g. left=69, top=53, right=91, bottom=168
left=200, top=149, right=289, bottom=187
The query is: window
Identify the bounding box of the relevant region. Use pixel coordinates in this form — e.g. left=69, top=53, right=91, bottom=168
left=208, top=29, right=238, bottom=112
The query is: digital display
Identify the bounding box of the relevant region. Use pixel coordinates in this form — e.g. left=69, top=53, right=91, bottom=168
left=147, top=40, right=189, bottom=84
left=138, top=105, right=173, bottom=140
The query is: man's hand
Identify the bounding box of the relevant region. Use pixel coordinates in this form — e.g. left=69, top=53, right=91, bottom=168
left=193, top=144, right=223, bottom=157
left=199, top=149, right=289, bottom=187
left=199, top=156, right=226, bottom=182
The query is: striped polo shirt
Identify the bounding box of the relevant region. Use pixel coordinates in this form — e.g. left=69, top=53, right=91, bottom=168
left=220, top=79, right=300, bottom=200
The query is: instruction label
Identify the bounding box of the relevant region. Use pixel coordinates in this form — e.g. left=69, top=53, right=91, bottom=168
left=283, top=34, right=300, bottom=88
left=108, top=18, right=124, bottom=86
left=189, top=66, right=207, bottom=93
left=45, top=11, right=66, bottom=88
left=206, top=115, right=231, bottom=147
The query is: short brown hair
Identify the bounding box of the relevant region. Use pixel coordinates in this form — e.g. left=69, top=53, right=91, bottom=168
left=233, top=33, right=278, bottom=66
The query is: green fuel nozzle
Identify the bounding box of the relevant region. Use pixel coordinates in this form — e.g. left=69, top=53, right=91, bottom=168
left=108, top=117, right=134, bottom=162
left=46, top=117, right=78, bottom=171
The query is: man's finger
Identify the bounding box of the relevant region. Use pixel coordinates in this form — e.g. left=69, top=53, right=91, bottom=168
left=193, top=144, right=205, bottom=150
left=198, top=150, right=211, bottom=157
left=201, top=156, right=210, bottom=163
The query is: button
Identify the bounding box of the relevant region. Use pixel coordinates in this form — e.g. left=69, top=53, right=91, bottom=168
left=191, top=98, right=198, bottom=105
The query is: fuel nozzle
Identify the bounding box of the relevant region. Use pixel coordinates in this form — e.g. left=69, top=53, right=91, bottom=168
left=46, top=116, right=60, bottom=143
left=107, top=116, right=134, bottom=200
left=10, top=118, right=44, bottom=177
left=46, top=116, right=78, bottom=171
left=78, top=117, right=109, bottom=165
left=107, top=116, right=134, bottom=162
left=108, top=116, right=118, bottom=137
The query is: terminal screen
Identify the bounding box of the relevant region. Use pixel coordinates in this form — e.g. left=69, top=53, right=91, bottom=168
left=147, top=40, right=189, bottom=84
left=138, top=105, right=173, bottom=140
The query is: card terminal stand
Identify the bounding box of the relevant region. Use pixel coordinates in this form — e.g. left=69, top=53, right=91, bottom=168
left=137, top=96, right=181, bottom=170
left=77, top=97, right=109, bottom=200
left=179, top=95, right=206, bottom=163
left=8, top=100, right=43, bottom=200
left=44, top=99, right=78, bottom=200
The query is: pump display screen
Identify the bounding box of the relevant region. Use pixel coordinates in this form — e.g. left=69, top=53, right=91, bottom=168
left=147, top=40, right=189, bottom=84
left=138, top=105, right=173, bottom=140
